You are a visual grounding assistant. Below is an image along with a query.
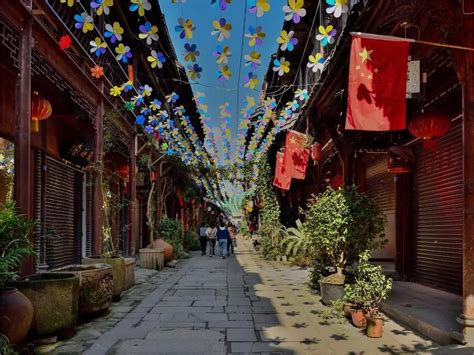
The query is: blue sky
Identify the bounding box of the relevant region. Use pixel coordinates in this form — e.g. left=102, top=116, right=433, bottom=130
left=160, top=0, right=287, bottom=155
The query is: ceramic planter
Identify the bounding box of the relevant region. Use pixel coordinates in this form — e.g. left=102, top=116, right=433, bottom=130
left=0, top=288, right=33, bottom=345
left=319, top=280, right=344, bottom=305
left=150, top=239, right=173, bottom=263
left=343, top=302, right=355, bottom=317
left=366, top=316, right=384, bottom=338
left=83, top=256, right=125, bottom=301
left=51, top=264, right=113, bottom=315
left=351, top=309, right=367, bottom=328
left=10, top=273, right=79, bottom=337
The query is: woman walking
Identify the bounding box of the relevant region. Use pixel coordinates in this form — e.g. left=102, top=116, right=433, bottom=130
left=216, top=217, right=229, bottom=259
left=198, top=223, right=208, bottom=256
left=227, top=222, right=236, bottom=256
left=206, top=222, right=217, bottom=257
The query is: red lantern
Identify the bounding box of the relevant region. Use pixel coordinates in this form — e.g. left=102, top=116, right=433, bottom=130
left=150, top=171, right=157, bottom=182
left=310, top=142, right=321, bottom=161
left=31, top=91, right=52, bottom=132
left=408, top=112, right=451, bottom=148
left=117, top=164, right=130, bottom=178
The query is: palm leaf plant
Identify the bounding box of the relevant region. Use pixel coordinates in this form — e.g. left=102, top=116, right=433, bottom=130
left=280, top=220, right=311, bottom=257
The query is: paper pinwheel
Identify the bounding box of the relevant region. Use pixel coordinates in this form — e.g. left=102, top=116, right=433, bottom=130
left=326, top=0, right=348, bottom=18
left=90, top=0, right=113, bottom=16
left=211, top=0, right=232, bottom=10
left=173, top=105, right=186, bottom=116
left=171, top=0, right=186, bottom=3
left=104, top=22, right=124, bottom=43
left=213, top=45, right=232, bottom=65
left=121, top=81, right=134, bottom=92
left=277, top=30, right=298, bottom=51
left=175, top=18, right=195, bottom=39
left=147, top=50, right=166, bottom=68
left=129, top=0, right=152, bottom=17
left=109, top=86, right=123, bottom=96
left=132, top=94, right=144, bottom=106
left=187, top=64, right=203, bottom=80
left=244, top=72, right=259, bottom=89
left=74, top=12, right=94, bottom=33
left=211, top=18, right=232, bottom=42
left=89, top=37, right=107, bottom=57
left=144, top=125, right=154, bottom=134
left=139, top=22, right=159, bottom=45
left=58, top=35, right=71, bottom=50
left=183, top=43, right=200, bottom=62
left=60, top=0, right=75, bottom=7
left=244, top=51, right=261, bottom=70
left=136, top=115, right=146, bottom=125
left=290, top=100, right=300, bottom=111
left=316, top=25, right=337, bottom=47
left=307, top=52, right=325, bottom=73
left=124, top=101, right=135, bottom=111
left=217, top=65, right=232, bottom=81
left=295, top=88, right=309, bottom=101
left=273, top=57, right=290, bottom=76
left=246, top=96, right=256, bottom=108
left=249, top=0, right=270, bottom=17
left=245, top=26, right=265, bottom=47
left=139, top=84, right=153, bottom=97
left=283, top=0, right=306, bottom=24
left=166, top=92, right=179, bottom=104
left=115, top=43, right=132, bottom=63
left=90, top=65, right=104, bottom=79
left=149, top=99, right=162, bottom=111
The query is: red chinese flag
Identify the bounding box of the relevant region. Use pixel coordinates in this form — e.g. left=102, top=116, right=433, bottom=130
left=282, top=130, right=310, bottom=180
left=346, top=35, right=410, bottom=131
left=273, top=152, right=292, bottom=190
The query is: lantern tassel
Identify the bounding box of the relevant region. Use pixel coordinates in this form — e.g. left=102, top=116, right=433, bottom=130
left=32, top=119, right=39, bottom=133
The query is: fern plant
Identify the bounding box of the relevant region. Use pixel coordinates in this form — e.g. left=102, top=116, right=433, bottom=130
left=280, top=220, right=311, bottom=257
left=0, top=202, right=36, bottom=290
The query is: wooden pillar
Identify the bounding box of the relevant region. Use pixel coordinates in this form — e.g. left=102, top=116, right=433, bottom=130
left=156, top=166, right=163, bottom=225
left=92, top=87, right=104, bottom=256
left=395, top=173, right=411, bottom=280
left=458, top=16, right=474, bottom=342
left=15, top=0, right=33, bottom=275
left=128, top=136, right=137, bottom=256
left=14, top=0, right=32, bottom=218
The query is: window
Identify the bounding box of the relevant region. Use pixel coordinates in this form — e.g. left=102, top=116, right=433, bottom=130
left=0, top=138, right=14, bottom=205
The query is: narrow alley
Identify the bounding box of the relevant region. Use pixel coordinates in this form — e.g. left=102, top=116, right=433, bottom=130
left=41, top=238, right=437, bottom=355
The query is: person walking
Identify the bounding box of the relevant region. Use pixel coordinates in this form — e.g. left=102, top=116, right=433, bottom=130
left=216, top=218, right=229, bottom=259
left=206, top=222, right=217, bottom=257
left=227, top=222, right=235, bottom=256
left=198, top=223, right=208, bottom=256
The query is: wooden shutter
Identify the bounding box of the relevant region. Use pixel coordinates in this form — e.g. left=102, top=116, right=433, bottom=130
left=44, top=157, right=83, bottom=269
left=411, top=122, right=463, bottom=294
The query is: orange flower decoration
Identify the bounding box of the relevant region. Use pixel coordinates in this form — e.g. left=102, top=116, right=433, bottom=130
left=90, top=65, right=104, bottom=79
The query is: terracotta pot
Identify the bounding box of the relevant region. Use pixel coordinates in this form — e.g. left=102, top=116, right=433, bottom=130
left=10, top=273, right=79, bottom=337
left=366, top=316, right=384, bottom=338
left=151, top=239, right=173, bottom=263
left=351, top=309, right=367, bottom=328
left=343, top=303, right=354, bottom=317
left=0, top=288, right=33, bottom=345
left=51, top=264, right=113, bottom=315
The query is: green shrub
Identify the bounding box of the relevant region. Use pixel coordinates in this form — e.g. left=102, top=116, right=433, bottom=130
left=304, top=186, right=386, bottom=283
left=344, top=251, right=393, bottom=316
left=184, top=230, right=200, bottom=251
left=159, top=218, right=185, bottom=259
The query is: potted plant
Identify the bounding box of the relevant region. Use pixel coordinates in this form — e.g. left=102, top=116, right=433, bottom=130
left=0, top=203, right=35, bottom=345
left=304, top=186, right=386, bottom=305
left=344, top=251, right=393, bottom=337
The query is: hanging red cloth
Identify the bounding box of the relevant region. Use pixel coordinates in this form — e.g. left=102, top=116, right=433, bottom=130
left=282, top=130, right=310, bottom=180
left=273, top=152, right=292, bottom=190
left=345, top=35, right=410, bottom=131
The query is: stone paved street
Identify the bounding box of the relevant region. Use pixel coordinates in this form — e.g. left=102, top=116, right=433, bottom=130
left=40, top=238, right=441, bottom=354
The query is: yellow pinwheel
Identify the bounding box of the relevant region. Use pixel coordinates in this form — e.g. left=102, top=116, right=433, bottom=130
left=91, top=0, right=113, bottom=16
left=109, top=86, right=123, bottom=97
left=283, top=0, right=306, bottom=24
left=211, top=18, right=232, bottom=42
left=249, top=0, right=270, bottom=17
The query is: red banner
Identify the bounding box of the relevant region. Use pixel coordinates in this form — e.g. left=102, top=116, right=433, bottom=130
left=273, top=152, right=291, bottom=190
left=346, top=35, right=410, bottom=131
left=282, top=130, right=310, bottom=180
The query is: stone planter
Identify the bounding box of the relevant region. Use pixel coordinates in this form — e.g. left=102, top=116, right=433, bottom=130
left=139, top=248, right=165, bottom=270
left=51, top=264, right=113, bottom=315
left=83, top=256, right=125, bottom=301
left=319, top=280, right=344, bottom=305
left=124, top=258, right=135, bottom=290
left=150, top=239, right=173, bottom=263
left=0, top=288, right=33, bottom=345
left=10, top=273, right=79, bottom=337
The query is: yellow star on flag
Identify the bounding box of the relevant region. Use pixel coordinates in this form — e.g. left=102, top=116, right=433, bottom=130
left=359, top=47, right=373, bottom=63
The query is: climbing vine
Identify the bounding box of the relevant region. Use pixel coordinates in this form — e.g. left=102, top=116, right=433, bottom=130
left=255, top=157, right=281, bottom=259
